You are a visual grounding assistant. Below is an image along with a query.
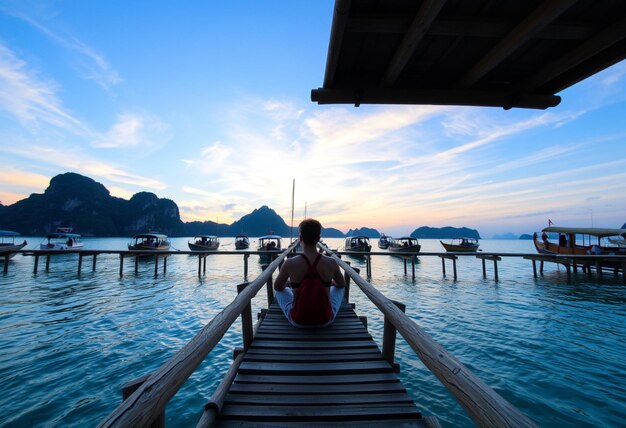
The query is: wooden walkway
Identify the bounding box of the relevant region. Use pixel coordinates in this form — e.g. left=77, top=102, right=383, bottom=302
left=215, top=301, right=438, bottom=427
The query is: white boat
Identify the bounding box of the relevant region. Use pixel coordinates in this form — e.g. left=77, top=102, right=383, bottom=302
left=441, top=237, right=480, bottom=252
left=0, top=230, right=27, bottom=258
left=344, top=236, right=372, bottom=252
left=234, top=235, right=250, bottom=250
left=40, top=229, right=84, bottom=251
left=188, top=235, right=220, bottom=251
left=378, top=234, right=391, bottom=249
left=128, top=233, right=170, bottom=251
left=389, top=236, right=421, bottom=253
left=258, top=235, right=282, bottom=263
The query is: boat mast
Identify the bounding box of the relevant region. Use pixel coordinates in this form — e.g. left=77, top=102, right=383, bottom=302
left=290, top=179, right=295, bottom=244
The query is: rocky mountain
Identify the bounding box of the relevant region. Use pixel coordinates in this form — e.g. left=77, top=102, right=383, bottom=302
left=519, top=234, right=533, bottom=240
left=411, top=226, right=481, bottom=239
left=492, top=232, right=519, bottom=240
left=346, top=227, right=380, bottom=238
left=0, top=173, right=185, bottom=236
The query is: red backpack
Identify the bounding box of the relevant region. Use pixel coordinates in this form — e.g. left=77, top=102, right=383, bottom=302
left=290, top=254, right=333, bottom=325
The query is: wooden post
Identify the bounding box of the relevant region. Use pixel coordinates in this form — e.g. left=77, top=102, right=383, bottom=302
left=121, top=374, right=165, bottom=428
left=382, top=300, right=406, bottom=370
left=154, top=255, right=159, bottom=277
left=403, top=258, right=407, bottom=275
left=34, top=254, right=39, bottom=273
left=134, top=256, right=139, bottom=274
left=163, top=256, right=167, bottom=274
left=411, top=256, right=416, bottom=280
left=452, top=257, right=457, bottom=280
left=92, top=254, right=97, bottom=271
left=540, top=260, right=544, bottom=274
left=119, top=254, right=124, bottom=277
left=198, top=255, right=202, bottom=275
left=243, top=254, right=249, bottom=279
left=262, top=264, right=274, bottom=306
left=45, top=254, right=51, bottom=272
left=3, top=254, right=9, bottom=273
left=595, top=261, right=602, bottom=278
left=531, top=260, right=537, bottom=277
left=78, top=253, right=83, bottom=275
left=203, top=255, right=207, bottom=274
left=481, top=258, right=486, bottom=278
left=343, top=261, right=351, bottom=303
left=237, top=282, right=253, bottom=350
left=441, top=257, right=446, bottom=277
left=493, top=258, right=499, bottom=281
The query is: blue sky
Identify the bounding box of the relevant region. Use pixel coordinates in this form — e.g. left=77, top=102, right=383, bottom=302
left=1, top=1, right=625, bottom=238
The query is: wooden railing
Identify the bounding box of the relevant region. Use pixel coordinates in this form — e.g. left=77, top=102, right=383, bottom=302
left=319, top=243, right=537, bottom=428
left=97, top=241, right=298, bottom=428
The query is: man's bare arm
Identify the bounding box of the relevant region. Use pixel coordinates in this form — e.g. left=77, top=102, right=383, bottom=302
left=332, top=261, right=346, bottom=288
left=274, top=261, right=290, bottom=291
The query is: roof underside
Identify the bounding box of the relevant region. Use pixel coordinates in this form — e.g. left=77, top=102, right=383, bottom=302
left=311, top=0, right=626, bottom=109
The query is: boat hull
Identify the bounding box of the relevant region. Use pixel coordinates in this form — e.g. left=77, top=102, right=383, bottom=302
left=0, top=242, right=27, bottom=258
left=441, top=242, right=479, bottom=252
left=40, top=242, right=84, bottom=251
left=128, top=244, right=170, bottom=252
left=389, top=245, right=421, bottom=254
left=188, top=243, right=219, bottom=251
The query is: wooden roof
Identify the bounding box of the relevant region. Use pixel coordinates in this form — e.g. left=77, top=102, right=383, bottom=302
left=311, top=0, right=626, bottom=109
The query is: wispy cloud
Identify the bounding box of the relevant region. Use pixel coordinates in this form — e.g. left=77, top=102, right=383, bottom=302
left=92, top=113, right=169, bottom=149
left=10, top=12, right=121, bottom=89
left=0, top=43, right=88, bottom=134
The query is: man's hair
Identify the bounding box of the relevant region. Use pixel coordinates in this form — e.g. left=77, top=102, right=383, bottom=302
left=299, top=218, right=322, bottom=245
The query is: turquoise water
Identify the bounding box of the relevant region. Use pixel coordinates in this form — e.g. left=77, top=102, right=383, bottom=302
left=1, top=237, right=625, bottom=427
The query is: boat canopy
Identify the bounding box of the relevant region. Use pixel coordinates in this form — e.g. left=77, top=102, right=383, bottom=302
left=259, top=235, right=282, bottom=240
left=46, top=232, right=81, bottom=239
left=133, top=233, right=168, bottom=239
left=542, top=227, right=626, bottom=238
left=194, top=235, right=218, bottom=239
left=0, top=230, right=20, bottom=236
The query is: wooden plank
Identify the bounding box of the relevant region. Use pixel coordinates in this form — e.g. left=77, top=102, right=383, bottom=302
left=219, top=403, right=421, bottom=420
left=224, top=392, right=415, bottom=405
left=249, top=340, right=378, bottom=350
left=238, top=360, right=394, bottom=375
left=216, top=419, right=432, bottom=427
left=252, top=332, right=372, bottom=341
left=232, top=373, right=401, bottom=385
left=243, top=352, right=384, bottom=363
left=228, top=381, right=406, bottom=395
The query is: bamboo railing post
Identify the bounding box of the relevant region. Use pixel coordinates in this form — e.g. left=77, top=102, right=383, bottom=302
left=343, top=261, right=351, bottom=303
left=261, top=264, right=274, bottom=306
left=237, top=282, right=253, bottom=350
left=382, top=300, right=405, bottom=368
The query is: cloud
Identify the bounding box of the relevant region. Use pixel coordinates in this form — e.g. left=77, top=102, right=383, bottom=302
left=92, top=113, right=170, bottom=149
left=10, top=12, right=121, bottom=89
left=0, top=43, right=88, bottom=134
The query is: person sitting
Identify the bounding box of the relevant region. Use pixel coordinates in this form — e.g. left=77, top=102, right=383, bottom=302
left=274, top=219, right=346, bottom=328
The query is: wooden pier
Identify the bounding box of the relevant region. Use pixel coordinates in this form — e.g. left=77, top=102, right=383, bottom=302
left=98, top=243, right=536, bottom=428
left=202, top=301, right=435, bottom=426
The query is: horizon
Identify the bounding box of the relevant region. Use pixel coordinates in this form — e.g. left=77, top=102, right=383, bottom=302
left=1, top=2, right=625, bottom=238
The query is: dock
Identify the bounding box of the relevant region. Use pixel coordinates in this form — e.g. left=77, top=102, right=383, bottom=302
left=98, top=242, right=536, bottom=428
left=206, top=300, right=435, bottom=426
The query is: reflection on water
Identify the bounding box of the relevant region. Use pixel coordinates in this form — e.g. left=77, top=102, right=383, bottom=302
left=0, top=238, right=625, bottom=427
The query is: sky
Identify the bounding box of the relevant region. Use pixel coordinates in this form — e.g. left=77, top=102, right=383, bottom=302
left=1, top=1, right=625, bottom=238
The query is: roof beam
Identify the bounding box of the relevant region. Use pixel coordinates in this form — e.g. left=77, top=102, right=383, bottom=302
left=523, top=16, right=626, bottom=91
left=348, top=17, right=592, bottom=41
left=311, top=87, right=561, bottom=110
left=458, top=0, right=578, bottom=88
left=323, top=0, right=351, bottom=87
left=381, top=0, right=448, bottom=87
